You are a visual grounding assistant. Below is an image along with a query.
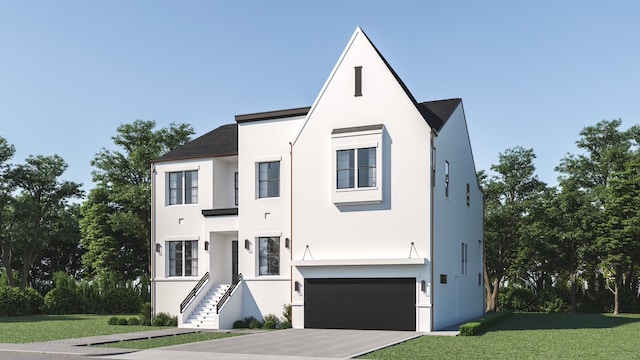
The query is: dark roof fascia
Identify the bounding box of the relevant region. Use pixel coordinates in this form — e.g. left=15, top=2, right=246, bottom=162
left=332, top=124, right=384, bottom=135
left=235, top=106, right=311, bottom=123
left=358, top=29, right=459, bottom=131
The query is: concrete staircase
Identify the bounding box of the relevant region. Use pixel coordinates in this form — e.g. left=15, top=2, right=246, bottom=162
left=182, top=284, right=231, bottom=329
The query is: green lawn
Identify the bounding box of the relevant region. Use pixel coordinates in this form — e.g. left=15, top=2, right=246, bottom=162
left=0, top=314, right=153, bottom=343
left=98, top=332, right=239, bottom=349
left=362, top=313, right=640, bottom=360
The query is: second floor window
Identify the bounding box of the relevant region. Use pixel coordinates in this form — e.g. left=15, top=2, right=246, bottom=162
left=258, top=161, right=280, bottom=198
left=337, top=147, right=376, bottom=189
left=168, top=170, right=198, bottom=205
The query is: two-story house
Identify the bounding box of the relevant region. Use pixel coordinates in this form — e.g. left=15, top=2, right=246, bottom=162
left=151, top=27, right=484, bottom=332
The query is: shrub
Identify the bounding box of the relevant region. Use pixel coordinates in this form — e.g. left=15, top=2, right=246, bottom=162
left=500, top=287, right=536, bottom=312
left=23, top=287, right=44, bottom=315
left=282, top=304, right=292, bottom=323
left=233, top=320, right=246, bottom=329
left=263, top=313, right=279, bottom=329
left=152, top=312, right=177, bottom=326
left=459, top=311, right=513, bottom=336
left=108, top=317, right=119, bottom=325
left=0, top=286, right=26, bottom=316
left=116, top=318, right=128, bottom=326
left=43, top=272, right=82, bottom=314
left=140, top=302, right=152, bottom=326
left=277, top=321, right=292, bottom=329
left=128, top=317, right=140, bottom=325
left=243, top=316, right=262, bottom=329
left=102, top=287, right=142, bottom=314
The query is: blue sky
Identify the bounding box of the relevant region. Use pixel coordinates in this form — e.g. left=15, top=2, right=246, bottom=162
left=1, top=1, right=639, bottom=192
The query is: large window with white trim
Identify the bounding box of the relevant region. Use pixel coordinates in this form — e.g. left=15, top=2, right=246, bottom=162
left=337, top=147, right=376, bottom=189
left=168, top=240, right=198, bottom=277
left=331, top=125, right=384, bottom=204
left=168, top=170, right=198, bottom=205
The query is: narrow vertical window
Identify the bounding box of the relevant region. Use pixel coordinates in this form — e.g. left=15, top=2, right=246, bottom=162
left=168, top=240, right=198, bottom=277
left=234, top=172, right=239, bottom=206
left=461, top=242, right=468, bottom=275
left=169, top=172, right=183, bottom=205
left=431, top=146, right=436, bottom=187
left=445, top=161, right=450, bottom=197
left=357, top=147, right=376, bottom=187
left=185, top=170, right=198, bottom=204
left=466, top=183, right=470, bottom=206
left=354, top=66, right=362, bottom=97
left=258, top=237, right=280, bottom=275
left=258, top=162, right=280, bottom=198
left=337, top=149, right=355, bottom=189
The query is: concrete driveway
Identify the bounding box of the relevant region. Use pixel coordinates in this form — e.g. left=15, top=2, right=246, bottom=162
left=105, top=329, right=423, bottom=360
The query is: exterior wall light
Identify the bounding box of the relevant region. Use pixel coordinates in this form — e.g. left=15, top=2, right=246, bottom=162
left=421, top=280, right=426, bottom=292
left=294, top=281, right=301, bottom=292
left=244, top=239, right=251, bottom=250
left=285, top=238, right=290, bottom=249
left=204, top=241, right=209, bottom=251
left=155, top=243, right=161, bottom=253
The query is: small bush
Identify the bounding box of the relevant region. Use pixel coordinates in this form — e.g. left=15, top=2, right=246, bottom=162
left=152, top=312, right=177, bottom=327
left=277, top=321, right=292, bottom=329
left=102, top=287, right=143, bottom=314
left=23, top=287, right=44, bottom=315
left=128, top=317, right=140, bottom=325
left=140, top=302, right=152, bottom=326
left=0, top=287, right=26, bottom=316
left=282, top=304, right=292, bottom=323
left=459, top=311, right=513, bottom=336
left=108, top=316, right=119, bottom=325
left=244, top=316, right=262, bottom=329
left=233, top=320, right=246, bottom=329
left=116, top=318, right=128, bottom=326
left=263, top=313, right=279, bottom=329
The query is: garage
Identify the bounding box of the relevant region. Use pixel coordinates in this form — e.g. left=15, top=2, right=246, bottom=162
left=304, top=278, right=416, bottom=331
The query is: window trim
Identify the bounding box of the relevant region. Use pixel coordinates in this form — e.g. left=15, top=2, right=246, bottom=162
left=258, top=236, right=280, bottom=276
left=167, top=170, right=198, bottom=205
left=167, top=240, right=198, bottom=277
left=257, top=161, right=280, bottom=199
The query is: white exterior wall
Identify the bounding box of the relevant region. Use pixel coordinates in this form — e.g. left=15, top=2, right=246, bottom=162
left=290, top=29, right=433, bottom=331
left=432, top=105, right=485, bottom=329
left=237, top=116, right=304, bottom=319
left=152, top=156, right=238, bottom=316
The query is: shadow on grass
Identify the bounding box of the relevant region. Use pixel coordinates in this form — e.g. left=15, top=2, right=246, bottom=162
left=0, top=314, right=93, bottom=323
left=487, top=313, right=640, bottom=332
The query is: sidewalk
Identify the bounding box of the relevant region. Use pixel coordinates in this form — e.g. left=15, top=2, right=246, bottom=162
left=0, top=327, right=217, bottom=357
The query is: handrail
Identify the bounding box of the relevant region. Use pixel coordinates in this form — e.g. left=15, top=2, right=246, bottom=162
left=180, top=272, right=209, bottom=313
left=216, top=273, right=243, bottom=314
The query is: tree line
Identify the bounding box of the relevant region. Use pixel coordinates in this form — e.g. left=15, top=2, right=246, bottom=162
left=483, top=119, right=640, bottom=315
left=1, top=118, right=639, bottom=316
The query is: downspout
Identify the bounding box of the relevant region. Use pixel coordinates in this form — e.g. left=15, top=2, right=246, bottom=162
left=150, top=163, right=157, bottom=318
left=429, top=130, right=436, bottom=332
left=289, top=142, right=294, bottom=305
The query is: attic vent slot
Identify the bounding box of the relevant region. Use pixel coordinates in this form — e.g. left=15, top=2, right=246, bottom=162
left=354, top=66, right=362, bottom=97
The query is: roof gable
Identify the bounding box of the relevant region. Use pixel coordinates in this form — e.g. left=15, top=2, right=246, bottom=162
left=153, top=124, right=238, bottom=162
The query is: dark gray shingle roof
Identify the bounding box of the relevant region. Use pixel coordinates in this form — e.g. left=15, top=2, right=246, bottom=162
left=153, top=124, right=238, bottom=162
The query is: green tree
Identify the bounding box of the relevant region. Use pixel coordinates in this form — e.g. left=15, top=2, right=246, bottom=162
left=11, top=155, right=83, bottom=290
left=482, top=146, right=547, bottom=311
left=556, top=119, right=638, bottom=314
left=81, top=120, right=193, bottom=279
left=0, top=137, right=16, bottom=287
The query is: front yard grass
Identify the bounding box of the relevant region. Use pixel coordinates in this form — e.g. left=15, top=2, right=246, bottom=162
left=362, top=313, right=640, bottom=360
left=0, top=314, right=152, bottom=343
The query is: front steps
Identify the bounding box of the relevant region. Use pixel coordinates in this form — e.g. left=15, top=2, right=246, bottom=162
left=181, top=284, right=230, bottom=328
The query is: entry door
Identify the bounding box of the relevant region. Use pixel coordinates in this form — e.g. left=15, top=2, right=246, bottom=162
left=231, top=240, right=238, bottom=281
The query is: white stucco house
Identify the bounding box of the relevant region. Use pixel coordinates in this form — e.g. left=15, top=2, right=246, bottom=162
left=150, top=27, right=484, bottom=332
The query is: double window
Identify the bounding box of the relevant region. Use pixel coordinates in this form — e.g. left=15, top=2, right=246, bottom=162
left=258, top=237, right=280, bottom=275
left=168, top=240, right=198, bottom=277
left=168, top=170, right=198, bottom=205
left=337, top=147, right=376, bottom=189
left=258, top=161, right=280, bottom=198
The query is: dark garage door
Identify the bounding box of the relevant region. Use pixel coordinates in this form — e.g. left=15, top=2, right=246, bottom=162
left=304, top=278, right=415, bottom=331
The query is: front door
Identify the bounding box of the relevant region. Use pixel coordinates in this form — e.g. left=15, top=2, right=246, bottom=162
left=231, top=240, right=238, bottom=281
